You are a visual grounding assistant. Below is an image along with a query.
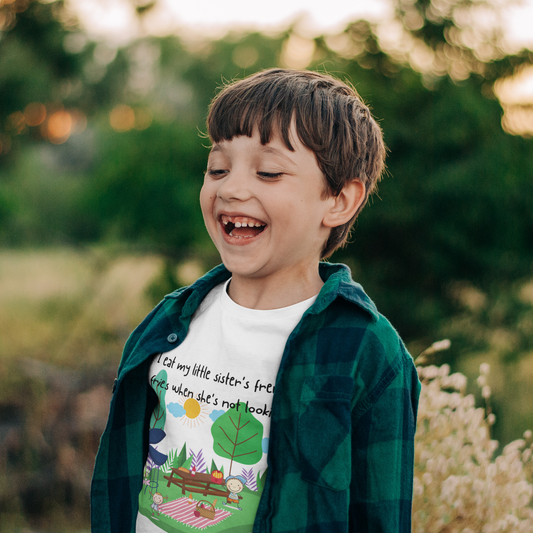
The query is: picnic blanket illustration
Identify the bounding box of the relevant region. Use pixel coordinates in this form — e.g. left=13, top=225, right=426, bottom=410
left=158, top=497, right=231, bottom=530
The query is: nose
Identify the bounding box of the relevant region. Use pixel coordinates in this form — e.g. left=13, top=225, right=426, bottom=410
left=216, top=167, right=252, bottom=202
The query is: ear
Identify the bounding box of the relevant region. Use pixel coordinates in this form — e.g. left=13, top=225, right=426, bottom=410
left=323, top=180, right=366, bottom=228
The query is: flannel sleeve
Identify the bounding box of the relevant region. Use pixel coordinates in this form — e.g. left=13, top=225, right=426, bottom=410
left=349, top=350, right=420, bottom=533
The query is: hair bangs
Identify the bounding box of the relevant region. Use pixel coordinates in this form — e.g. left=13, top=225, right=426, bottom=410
left=207, top=80, right=298, bottom=151
left=206, top=68, right=386, bottom=258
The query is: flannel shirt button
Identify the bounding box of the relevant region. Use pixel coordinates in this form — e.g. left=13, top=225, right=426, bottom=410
left=167, top=333, right=178, bottom=343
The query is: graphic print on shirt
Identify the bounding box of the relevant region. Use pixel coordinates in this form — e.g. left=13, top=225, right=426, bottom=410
left=137, top=366, right=271, bottom=532
left=136, top=280, right=316, bottom=532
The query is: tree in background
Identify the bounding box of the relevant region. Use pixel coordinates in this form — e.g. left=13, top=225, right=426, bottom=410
left=0, top=0, right=532, bottom=343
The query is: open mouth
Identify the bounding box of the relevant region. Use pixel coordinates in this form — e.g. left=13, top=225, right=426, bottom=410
left=220, top=215, right=267, bottom=239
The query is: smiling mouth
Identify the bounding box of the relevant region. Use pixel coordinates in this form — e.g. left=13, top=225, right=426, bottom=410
left=220, top=215, right=267, bottom=239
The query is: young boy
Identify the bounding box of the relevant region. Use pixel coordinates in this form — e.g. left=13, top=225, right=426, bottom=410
left=91, top=68, right=420, bottom=533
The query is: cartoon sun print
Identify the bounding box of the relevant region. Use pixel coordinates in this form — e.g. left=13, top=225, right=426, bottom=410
left=168, top=396, right=209, bottom=429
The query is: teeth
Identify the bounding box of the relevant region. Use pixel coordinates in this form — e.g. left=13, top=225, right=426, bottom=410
left=220, top=215, right=266, bottom=227
left=228, top=231, right=254, bottom=239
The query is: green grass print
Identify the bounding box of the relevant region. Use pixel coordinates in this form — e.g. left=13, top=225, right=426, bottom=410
left=139, top=484, right=261, bottom=533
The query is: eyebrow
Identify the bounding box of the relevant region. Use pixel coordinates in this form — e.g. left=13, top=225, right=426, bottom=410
left=208, top=142, right=297, bottom=167
left=209, top=145, right=223, bottom=155
left=259, top=145, right=296, bottom=166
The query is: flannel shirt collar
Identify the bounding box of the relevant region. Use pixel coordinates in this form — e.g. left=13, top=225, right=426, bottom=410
left=165, top=262, right=379, bottom=321
left=123, top=262, right=379, bottom=373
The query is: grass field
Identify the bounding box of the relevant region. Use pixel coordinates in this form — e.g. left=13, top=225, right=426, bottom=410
left=0, top=247, right=167, bottom=532
left=0, top=247, right=532, bottom=531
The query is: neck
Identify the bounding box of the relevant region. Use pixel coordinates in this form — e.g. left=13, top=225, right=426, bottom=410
left=227, top=265, right=323, bottom=310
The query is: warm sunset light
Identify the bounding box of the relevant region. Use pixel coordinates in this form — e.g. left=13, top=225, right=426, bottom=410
left=494, top=65, right=533, bottom=136
left=108, top=105, right=152, bottom=131
left=280, top=34, right=316, bottom=69
left=7, top=111, right=25, bottom=134
left=501, top=106, right=533, bottom=137
left=24, top=102, right=47, bottom=127
left=46, top=110, right=73, bottom=144
left=66, top=0, right=533, bottom=53
left=109, top=104, right=135, bottom=132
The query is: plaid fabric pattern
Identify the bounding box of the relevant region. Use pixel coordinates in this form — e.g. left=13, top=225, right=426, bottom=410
left=91, top=263, right=420, bottom=533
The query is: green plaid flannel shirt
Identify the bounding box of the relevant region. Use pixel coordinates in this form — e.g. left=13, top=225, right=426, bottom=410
left=91, top=262, right=420, bottom=532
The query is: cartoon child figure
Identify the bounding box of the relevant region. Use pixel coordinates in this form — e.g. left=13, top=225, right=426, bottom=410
left=222, top=475, right=246, bottom=511
left=149, top=491, right=168, bottom=516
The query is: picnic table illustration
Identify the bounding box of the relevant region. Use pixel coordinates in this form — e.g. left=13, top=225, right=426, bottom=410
left=164, top=468, right=230, bottom=498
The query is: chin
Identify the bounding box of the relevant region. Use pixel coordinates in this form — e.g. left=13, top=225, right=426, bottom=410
left=219, top=256, right=268, bottom=279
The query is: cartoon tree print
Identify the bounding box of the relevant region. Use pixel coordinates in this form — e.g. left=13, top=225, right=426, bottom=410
left=150, top=369, right=168, bottom=430
left=211, top=405, right=264, bottom=475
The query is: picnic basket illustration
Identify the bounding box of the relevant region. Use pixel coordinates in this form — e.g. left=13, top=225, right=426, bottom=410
left=194, top=499, right=217, bottom=520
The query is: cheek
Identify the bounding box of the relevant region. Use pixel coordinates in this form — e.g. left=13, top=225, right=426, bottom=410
left=199, top=186, right=213, bottom=216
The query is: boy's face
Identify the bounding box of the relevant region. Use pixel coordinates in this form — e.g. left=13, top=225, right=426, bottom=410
left=227, top=479, right=243, bottom=493
left=201, top=123, right=335, bottom=288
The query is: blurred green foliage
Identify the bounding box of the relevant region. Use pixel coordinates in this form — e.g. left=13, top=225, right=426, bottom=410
left=2, top=1, right=533, bottom=530
left=0, top=0, right=532, bottom=345
left=1, top=0, right=533, bottom=344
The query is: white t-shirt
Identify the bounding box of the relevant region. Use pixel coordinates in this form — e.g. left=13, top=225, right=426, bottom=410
left=136, top=280, right=316, bottom=533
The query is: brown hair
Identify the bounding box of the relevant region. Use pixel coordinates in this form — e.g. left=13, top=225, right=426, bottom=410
left=206, top=68, right=386, bottom=258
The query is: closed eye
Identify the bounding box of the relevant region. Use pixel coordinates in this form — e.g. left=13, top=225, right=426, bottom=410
left=207, top=169, right=228, bottom=178
left=258, top=172, right=283, bottom=180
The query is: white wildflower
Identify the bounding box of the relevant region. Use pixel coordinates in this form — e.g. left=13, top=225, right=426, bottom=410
left=413, top=363, right=533, bottom=532
left=504, top=440, right=526, bottom=454
left=450, top=372, right=467, bottom=390
left=480, top=363, right=490, bottom=375
left=432, top=339, right=451, bottom=351
left=438, top=363, right=451, bottom=377
left=423, top=365, right=439, bottom=379
left=422, top=472, right=433, bottom=485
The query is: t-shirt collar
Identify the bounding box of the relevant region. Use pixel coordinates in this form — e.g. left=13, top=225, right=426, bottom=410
left=169, top=263, right=378, bottom=322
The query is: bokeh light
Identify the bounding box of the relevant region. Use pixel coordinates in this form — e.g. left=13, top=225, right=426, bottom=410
left=495, top=65, right=533, bottom=137
left=46, top=110, right=73, bottom=144
left=280, top=34, right=316, bottom=69
left=109, top=105, right=152, bottom=132
left=24, top=102, right=47, bottom=127
left=134, top=108, right=152, bottom=131
left=7, top=111, right=26, bottom=134
left=232, top=45, right=259, bottom=68
left=109, top=104, right=135, bottom=132
left=70, top=109, right=88, bottom=134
